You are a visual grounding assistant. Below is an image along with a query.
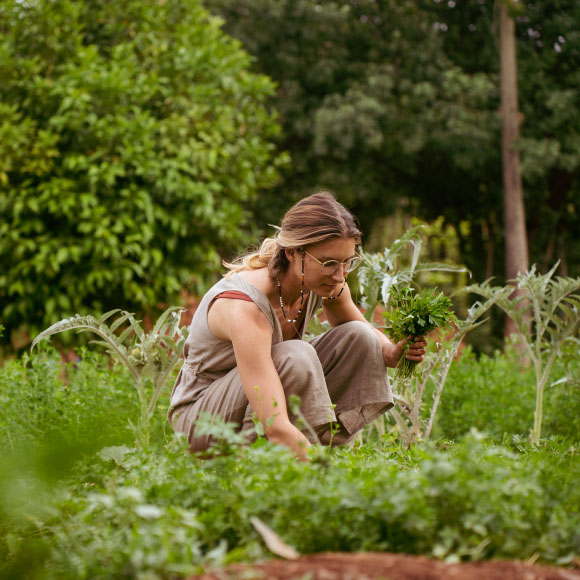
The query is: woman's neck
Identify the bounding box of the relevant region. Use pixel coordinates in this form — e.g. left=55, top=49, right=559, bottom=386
left=275, top=269, right=305, bottom=306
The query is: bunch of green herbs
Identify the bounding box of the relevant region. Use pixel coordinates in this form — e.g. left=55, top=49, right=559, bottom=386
left=384, top=286, right=457, bottom=379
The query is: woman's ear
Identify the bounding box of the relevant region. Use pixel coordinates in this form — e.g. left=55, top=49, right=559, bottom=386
left=285, top=248, right=297, bottom=264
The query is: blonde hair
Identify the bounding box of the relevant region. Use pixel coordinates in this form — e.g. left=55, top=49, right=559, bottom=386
left=224, top=191, right=362, bottom=277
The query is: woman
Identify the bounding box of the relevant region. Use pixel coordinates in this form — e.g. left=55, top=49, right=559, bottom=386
left=169, top=192, right=426, bottom=459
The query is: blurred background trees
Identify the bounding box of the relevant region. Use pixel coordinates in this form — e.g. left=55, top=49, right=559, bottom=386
left=1, top=0, right=579, bottom=352
left=0, top=0, right=284, bottom=347
left=207, top=0, right=580, bottom=279
left=207, top=0, right=501, bottom=273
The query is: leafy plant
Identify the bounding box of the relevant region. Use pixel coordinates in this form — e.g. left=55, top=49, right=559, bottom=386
left=431, top=343, right=580, bottom=443
left=384, top=286, right=457, bottom=379
left=468, top=263, right=580, bottom=445
left=31, top=307, right=187, bottom=447
left=357, top=226, right=469, bottom=321
left=0, top=349, right=141, bottom=452
left=0, top=0, right=284, bottom=347
left=357, top=230, right=476, bottom=445
left=3, top=426, right=580, bottom=577
left=371, top=297, right=497, bottom=446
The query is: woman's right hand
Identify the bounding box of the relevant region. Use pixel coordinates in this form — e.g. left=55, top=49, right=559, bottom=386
left=266, top=418, right=311, bottom=461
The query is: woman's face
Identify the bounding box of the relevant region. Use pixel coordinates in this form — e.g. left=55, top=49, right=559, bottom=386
left=289, top=237, right=358, bottom=298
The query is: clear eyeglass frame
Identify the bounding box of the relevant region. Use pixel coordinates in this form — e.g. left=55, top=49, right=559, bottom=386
left=303, top=249, right=362, bottom=274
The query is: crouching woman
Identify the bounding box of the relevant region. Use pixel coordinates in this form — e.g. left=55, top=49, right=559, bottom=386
left=169, top=192, right=426, bottom=459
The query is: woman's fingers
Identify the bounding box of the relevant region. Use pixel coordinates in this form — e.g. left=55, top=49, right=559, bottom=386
left=405, top=335, right=427, bottom=360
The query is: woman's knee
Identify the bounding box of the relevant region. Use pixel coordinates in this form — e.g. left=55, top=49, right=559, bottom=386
left=272, top=340, right=323, bottom=387
left=338, top=320, right=378, bottom=348
left=324, top=321, right=384, bottom=367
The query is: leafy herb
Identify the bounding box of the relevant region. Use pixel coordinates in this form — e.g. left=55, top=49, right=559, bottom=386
left=384, top=286, right=457, bottom=378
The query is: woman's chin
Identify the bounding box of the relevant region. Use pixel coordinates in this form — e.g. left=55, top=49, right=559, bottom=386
left=321, top=283, right=340, bottom=297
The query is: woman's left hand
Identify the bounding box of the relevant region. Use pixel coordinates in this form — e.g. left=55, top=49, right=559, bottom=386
left=383, top=335, right=427, bottom=368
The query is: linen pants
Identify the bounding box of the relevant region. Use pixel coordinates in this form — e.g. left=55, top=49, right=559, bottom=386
left=171, top=321, right=393, bottom=451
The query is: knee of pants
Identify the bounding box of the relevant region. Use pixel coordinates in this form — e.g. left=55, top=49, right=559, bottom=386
left=272, top=340, right=324, bottom=391
left=339, top=320, right=381, bottom=349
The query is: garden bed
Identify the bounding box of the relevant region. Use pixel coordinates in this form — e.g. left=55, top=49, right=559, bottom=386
left=194, top=552, right=580, bottom=580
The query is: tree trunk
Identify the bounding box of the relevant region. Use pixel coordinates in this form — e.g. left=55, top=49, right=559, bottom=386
left=499, top=2, right=529, bottom=341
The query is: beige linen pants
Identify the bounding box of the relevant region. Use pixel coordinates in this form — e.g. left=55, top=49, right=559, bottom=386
left=171, top=321, right=393, bottom=451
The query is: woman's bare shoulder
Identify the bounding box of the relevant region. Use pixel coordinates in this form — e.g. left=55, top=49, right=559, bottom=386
left=208, top=285, right=271, bottom=341
left=237, top=268, right=274, bottom=298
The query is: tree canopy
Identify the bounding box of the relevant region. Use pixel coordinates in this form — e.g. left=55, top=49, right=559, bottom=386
left=1, top=0, right=578, bottom=349
left=206, top=0, right=580, bottom=281
left=0, top=0, right=284, bottom=342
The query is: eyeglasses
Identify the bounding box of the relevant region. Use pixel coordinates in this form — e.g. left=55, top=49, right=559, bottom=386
left=303, top=249, right=361, bottom=274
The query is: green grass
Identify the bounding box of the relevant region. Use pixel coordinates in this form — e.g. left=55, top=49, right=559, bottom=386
left=1, top=350, right=579, bottom=579
left=0, top=347, right=172, bottom=453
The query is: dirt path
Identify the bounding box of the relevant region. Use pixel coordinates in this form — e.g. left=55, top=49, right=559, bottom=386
left=192, top=552, right=580, bottom=580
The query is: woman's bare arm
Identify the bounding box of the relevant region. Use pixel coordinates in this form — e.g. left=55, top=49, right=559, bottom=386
left=208, top=298, right=311, bottom=459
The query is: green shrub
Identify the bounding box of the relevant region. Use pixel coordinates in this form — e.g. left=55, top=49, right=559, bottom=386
left=468, top=267, right=580, bottom=444
left=431, top=345, right=580, bottom=442
left=542, top=339, right=580, bottom=439
left=2, top=350, right=579, bottom=578
left=430, top=346, right=535, bottom=440
left=32, top=307, right=188, bottom=447
left=2, top=431, right=579, bottom=578
left=0, top=0, right=284, bottom=345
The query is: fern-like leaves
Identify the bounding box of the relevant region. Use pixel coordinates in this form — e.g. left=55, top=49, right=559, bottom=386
left=31, top=306, right=188, bottom=446
left=467, top=264, right=580, bottom=444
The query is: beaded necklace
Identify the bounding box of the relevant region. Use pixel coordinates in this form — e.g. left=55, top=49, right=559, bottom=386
left=275, top=250, right=307, bottom=323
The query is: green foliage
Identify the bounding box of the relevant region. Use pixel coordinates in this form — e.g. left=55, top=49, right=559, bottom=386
left=357, top=226, right=469, bottom=320
left=381, top=298, right=497, bottom=447
left=422, top=0, right=580, bottom=279
left=384, top=286, right=456, bottom=380
left=207, top=0, right=580, bottom=292
left=367, top=214, right=471, bottom=302
left=1, top=354, right=580, bottom=576
left=384, top=286, right=456, bottom=339
left=357, top=234, right=474, bottom=445
left=468, top=263, right=580, bottom=444
left=204, top=0, right=502, bottom=272
left=0, top=349, right=152, bottom=452
left=554, top=337, right=580, bottom=391
left=2, top=424, right=580, bottom=577
left=0, top=0, right=284, bottom=344
left=432, top=345, right=580, bottom=443
left=32, top=306, right=187, bottom=446
left=434, top=346, right=536, bottom=441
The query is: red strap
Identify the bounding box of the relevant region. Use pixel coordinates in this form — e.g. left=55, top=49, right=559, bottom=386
left=215, top=291, right=253, bottom=302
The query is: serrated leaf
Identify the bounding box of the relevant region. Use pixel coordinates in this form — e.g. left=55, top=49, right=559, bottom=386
left=31, top=315, right=100, bottom=349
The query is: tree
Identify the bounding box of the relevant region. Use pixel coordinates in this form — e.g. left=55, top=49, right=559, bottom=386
left=209, top=0, right=580, bottom=292
left=0, top=0, right=284, bottom=346
left=499, top=0, right=529, bottom=339
left=513, top=0, right=580, bottom=276
left=421, top=0, right=580, bottom=280
left=205, top=0, right=500, bottom=269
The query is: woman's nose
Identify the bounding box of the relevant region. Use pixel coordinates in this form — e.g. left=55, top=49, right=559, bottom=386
left=331, top=264, right=347, bottom=281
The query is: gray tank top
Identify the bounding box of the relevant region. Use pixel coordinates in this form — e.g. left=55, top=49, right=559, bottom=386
left=169, top=273, right=323, bottom=410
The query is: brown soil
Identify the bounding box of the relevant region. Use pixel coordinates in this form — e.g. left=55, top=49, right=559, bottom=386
left=192, top=552, right=580, bottom=580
